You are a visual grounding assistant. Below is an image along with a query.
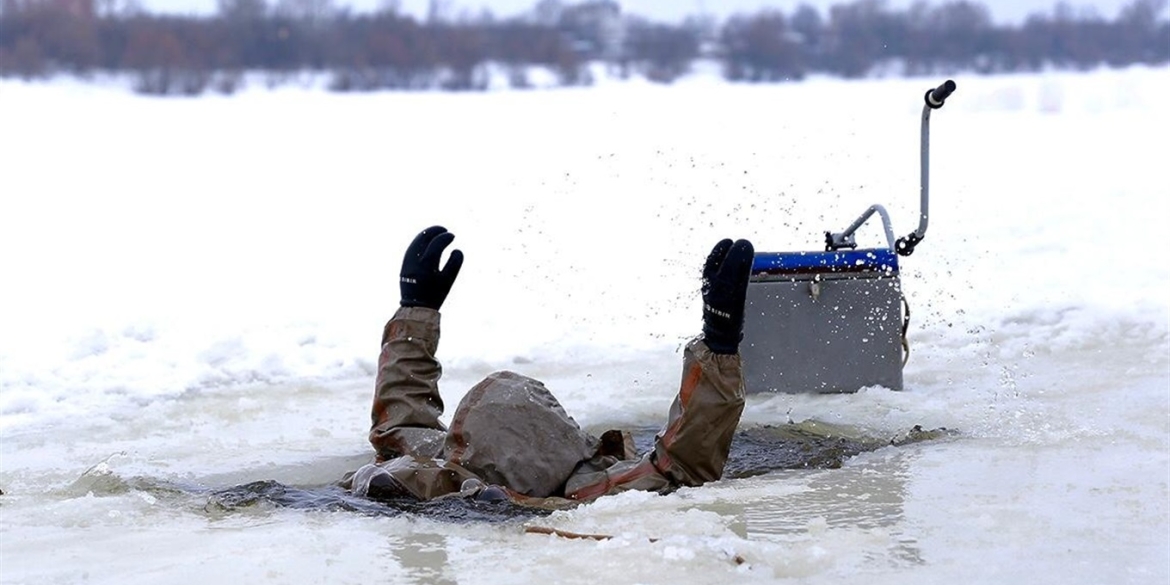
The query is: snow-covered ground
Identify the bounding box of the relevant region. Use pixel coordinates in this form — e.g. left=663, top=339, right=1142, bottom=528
left=1, top=66, right=1167, bottom=584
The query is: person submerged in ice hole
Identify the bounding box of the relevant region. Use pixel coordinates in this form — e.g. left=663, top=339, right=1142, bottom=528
left=343, top=225, right=755, bottom=507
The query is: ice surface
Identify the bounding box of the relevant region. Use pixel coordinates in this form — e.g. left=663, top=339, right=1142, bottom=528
left=0, top=66, right=1167, bottom=583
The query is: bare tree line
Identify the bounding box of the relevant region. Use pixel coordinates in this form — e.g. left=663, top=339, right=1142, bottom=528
left=1, top=0, right=1166, bottom=95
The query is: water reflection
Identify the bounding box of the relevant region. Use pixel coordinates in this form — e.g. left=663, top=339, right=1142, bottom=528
left=716, top=448, right=925, bottom=566
left=385, top=532, right=457, bottom=585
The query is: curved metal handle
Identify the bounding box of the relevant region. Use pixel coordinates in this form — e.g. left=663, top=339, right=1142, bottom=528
left=900, top=80, right=958, bottom=256
left=825, top=204, right=896, bottom=251
left=827, top=80, right=958, bottom=257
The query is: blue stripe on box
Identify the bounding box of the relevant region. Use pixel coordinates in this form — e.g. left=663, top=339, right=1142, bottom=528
left=751, top=248, right=899, bottom=276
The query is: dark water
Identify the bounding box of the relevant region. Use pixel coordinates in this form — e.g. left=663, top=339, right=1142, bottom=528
left=723, top=423, right=947, bottom=478
left=203, top=423, right=949, bottom=522
left=206, top=480, right=548, bottom=521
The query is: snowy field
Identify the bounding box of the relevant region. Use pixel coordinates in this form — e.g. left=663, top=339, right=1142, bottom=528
left=1, top=66, right=1167, bottom=584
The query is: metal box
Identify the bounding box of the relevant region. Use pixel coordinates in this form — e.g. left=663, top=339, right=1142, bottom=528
left=741, top=248, right=904, bottom=394
left=737, top=79, right=959, bottom=394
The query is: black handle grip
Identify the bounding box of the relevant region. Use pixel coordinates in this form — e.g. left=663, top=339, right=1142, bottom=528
left=925, top=79, right=957, bottom=109
left=895, top=232, right=923, bottom=256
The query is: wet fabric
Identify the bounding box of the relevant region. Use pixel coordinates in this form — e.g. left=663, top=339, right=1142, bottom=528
left=444, top=371, right=598, bottom=498
left=350, top=306, right=746, bottom=505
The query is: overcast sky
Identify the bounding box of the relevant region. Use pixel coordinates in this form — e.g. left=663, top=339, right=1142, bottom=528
left=136, top=0, right=1152, bottom=23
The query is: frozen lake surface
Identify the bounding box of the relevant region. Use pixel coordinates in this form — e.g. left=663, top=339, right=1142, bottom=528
left=1, top=66, right=1167, bottom=584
